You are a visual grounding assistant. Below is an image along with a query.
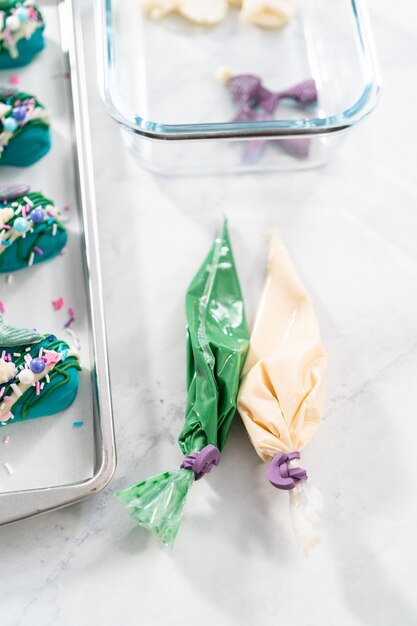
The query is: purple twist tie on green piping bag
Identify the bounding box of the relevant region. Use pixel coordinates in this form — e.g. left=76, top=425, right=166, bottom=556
left=180, top=444, right=221, bottom=480
left=116, top=221, right=249, bottom=547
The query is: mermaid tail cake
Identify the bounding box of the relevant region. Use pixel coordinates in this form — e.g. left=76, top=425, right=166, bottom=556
left=0, top=86, right=50, bottom=166
left=0, top=0, right=45, bottom=69
left=0, top=185, right=67, bottom=273
left=0, top=314, right=81, bottom=425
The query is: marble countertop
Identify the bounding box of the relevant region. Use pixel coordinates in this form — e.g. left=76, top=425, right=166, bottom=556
left=2, top=0, right=417, bottom=624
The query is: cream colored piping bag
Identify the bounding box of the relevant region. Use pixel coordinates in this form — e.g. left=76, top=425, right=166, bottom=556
left=238, top=233, right=326, bottom=553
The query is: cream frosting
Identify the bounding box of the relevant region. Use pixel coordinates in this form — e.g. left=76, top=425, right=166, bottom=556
left=237, top=233, right=326, bottom=553
left=238, top=233, right=326, bottom=460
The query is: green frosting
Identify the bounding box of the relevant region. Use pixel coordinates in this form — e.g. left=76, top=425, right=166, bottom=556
left=0, top=313, right=43, bottom=347
left=0, top=191, right=67, bottom=273
left=117, top=221, right=250, bottom=546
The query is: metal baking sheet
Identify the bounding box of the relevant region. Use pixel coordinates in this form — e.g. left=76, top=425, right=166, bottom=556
left=0, top=0, right=116, bottom=523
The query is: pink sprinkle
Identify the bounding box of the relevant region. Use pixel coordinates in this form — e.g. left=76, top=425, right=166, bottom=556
left=35, top=381, right=40, bottom=396
left=68, top=307, right=75, bottom=317
left=52, top=297, right=64, bottom=311
left=63, top=205, right=71, bottom=212
left=0, top=301, right=5, bottom=314
left=3, top=435, right=11, bottom=444
left=33, top=246, right=44, bottom=255
left=8, top=75, right=20, bottom=85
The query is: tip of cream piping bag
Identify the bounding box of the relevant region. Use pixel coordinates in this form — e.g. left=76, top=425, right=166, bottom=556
left=265, top=230, right=285, bottom=262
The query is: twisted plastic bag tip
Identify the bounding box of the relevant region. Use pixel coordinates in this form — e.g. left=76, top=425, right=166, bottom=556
left=289, top=481, right=323, bottom=556
left=116, top=468, right=194, bottom=547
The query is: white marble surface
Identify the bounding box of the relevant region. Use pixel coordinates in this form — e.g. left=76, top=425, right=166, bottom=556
left=2, top=0, right=417, bottom=624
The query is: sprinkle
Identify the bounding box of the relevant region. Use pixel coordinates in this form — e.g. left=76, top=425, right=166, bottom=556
left=60, top=247, right=67, bottom=256
left=63, top=205, right=71, bottom=212
left=3, top=462, right=13, bottom=475
left=73, top=421, right=84, bottom=428
left=0, top=301, right=5, bottom=314
left=10, top=383, right=22, bottom=398
left=8, top=75, right=20, bottom=85
left=28, top=252, right=34, bottom=266
left=23, top=196, right=33, bottom=207
left=52, top=223, right=57, bottom=236
left=64, top=317, right=74, bottom=329
left=52, top=297, right=64, bottom=311
left=68, top=307, right=75, bottom=317
left=35, top=381, right=40, bottom=396
left=33, top=246, right=43, bottom=255
left=3, top=435, right=11, bottom=444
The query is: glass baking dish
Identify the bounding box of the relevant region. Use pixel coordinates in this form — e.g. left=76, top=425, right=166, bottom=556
left=97, top=0, right=381, bottom=175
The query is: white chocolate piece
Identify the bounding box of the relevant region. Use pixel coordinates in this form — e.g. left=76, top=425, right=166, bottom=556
left=215, top=65, right=233, bottom=85
left=0, top=208, right=14, bottom=229
left=139, top=0, right=177, bottom=20
left=140, top=0, right=228, bottom=25
left=180, top=0, right=228, bottom=25
left=0, top=358, right=17, bottom=384
left=0, top=103, right=12, bottom=118
left=240, top=0, right=295, bottom=28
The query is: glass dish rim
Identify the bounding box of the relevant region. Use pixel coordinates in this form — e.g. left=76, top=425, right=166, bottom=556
left=97, top=0, right=382, bottom=142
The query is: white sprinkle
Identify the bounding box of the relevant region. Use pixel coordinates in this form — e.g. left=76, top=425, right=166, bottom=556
left=3, top=462, right=13, bottom=475
left=28, top=252, right=34, bottom=267
left=10, top=383, right=22, bottom=398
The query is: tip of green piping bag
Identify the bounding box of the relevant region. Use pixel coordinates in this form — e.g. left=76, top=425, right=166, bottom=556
left=116, top=468, right=194, bottom=548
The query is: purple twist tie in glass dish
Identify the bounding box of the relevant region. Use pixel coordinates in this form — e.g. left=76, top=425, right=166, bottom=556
left=222, top=72, right=318, bottom=163
left=180, top=444, right=221, bottom=481
left=266, top=451, right=308, bottom=491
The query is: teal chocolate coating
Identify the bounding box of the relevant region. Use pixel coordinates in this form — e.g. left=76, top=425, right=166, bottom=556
left=0, top=124, right=51, bottom=167
left=0, top=191, right=67, bottom=273
left=0, top=26, right=45, bottom=69
left=0, top=335, right=81, bottom=425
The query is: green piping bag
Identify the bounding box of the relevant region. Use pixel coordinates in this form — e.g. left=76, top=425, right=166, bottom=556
left=117, top=221, right=249, bottom=546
